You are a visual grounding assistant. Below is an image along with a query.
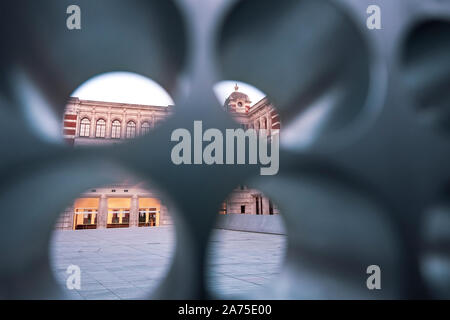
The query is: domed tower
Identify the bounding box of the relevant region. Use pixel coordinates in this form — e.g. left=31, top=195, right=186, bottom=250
left=224, top=84, right=251, bottom=113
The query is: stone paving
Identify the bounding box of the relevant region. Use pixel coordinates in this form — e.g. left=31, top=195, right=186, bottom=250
left=207, top=229, right=287, bottom=299
left=50, top=226, right=286, bottom=299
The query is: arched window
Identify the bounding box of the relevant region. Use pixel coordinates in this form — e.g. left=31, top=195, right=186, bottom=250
left=141, top=122, right=151, bottom=135
left=263, top=117, right=268, bottom=130
left=126, top=121, right=136, bottom=139
left=111, top=120, right=121, bottom=139
left=95, top=119, right=106, bottom=138
left=79, top=118, right=90, bottom=137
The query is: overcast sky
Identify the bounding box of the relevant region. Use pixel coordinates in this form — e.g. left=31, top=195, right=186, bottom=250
left=71, top=72, right=266, bottom=106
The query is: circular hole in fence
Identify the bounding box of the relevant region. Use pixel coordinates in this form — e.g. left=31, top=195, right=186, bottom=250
left=249, top=173, right=403, bottom=299
left=217, top=0, right=376, bottom=149
left=206, top=185, right=287, bottom=299
left=400, top=19, right=450, bottom=132
left=49, top=177, right=177, bottom=300
left=3, top=0, right=186, bottom=145
left=63, top=72, right=175, bottom=146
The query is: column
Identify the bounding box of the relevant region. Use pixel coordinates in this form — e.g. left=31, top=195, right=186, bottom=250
left=129, top=195, right=139, bottom=227
left=262, top=196, right=270, bottom=215
left=90, top=109, right=96, bottom=137
left=137, top=112, right=141, bottom=136
left=156, top=207, right=160, bottom=226
left=97, top=195, right=108, bottom=229
left=250, top=195, right=257, bottom=215
left=106, top=110, right=111, bottom=138
left=122, top=110, right=127, bottom=139
left=75, top=110, right=80, bottom=137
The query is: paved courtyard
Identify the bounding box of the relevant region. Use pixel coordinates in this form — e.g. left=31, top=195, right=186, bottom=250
left=207, top=229, right=286, bottom=299
left=50, top=226, right=286, bottom=299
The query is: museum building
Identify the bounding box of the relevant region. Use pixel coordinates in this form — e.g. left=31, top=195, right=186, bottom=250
left=55, top=86, right=279, bottom=230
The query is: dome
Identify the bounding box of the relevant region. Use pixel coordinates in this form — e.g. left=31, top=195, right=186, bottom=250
left=228, top=91, right=251, bottom=103
left=223, top=84, right=252, bottom=113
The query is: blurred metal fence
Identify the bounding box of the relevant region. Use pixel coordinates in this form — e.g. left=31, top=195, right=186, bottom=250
left=0, top=0, right=449, bottom=299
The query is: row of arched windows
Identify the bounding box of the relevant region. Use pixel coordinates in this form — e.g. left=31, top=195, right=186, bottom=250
left=79, top=118, right=152, bottom=139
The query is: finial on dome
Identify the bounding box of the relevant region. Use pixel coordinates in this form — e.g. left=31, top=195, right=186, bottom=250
left=234, top=83, right=239, bottom=91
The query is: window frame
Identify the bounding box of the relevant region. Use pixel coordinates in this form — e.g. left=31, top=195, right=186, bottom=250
left=126, top=121, right=136, bottom=139
left=111, top=120, right=121, bottom=139
left=79, top=118, right=91, bottom=137
left=95, top=118, right=106, bottom=138
left=141, top=121, right=151, bottom=135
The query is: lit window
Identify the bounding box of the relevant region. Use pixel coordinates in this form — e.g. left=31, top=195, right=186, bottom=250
left=126, top=121, right=136, bottom=139
left=141, top=122, right=151, bottom=135
left=95, top=119, right=106, bottom=138
left=111, top=120, right=121, bottom=139
left=79, top=118, right=91, bottom=137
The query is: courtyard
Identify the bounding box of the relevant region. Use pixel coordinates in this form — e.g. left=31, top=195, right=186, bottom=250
left=50, top=226, right=286, bottom=299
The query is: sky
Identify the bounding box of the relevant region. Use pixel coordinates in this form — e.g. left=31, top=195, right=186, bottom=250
left=70, top=72, right=266, bottom=106
left=214, top=80, right=266, bottom=105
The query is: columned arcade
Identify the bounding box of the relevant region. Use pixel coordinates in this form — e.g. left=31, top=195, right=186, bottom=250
left=55, top=186, right=170, bottom=230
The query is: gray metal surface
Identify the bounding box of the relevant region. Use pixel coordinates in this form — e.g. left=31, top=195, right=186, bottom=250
left=0, top=0, right=449, bottom=299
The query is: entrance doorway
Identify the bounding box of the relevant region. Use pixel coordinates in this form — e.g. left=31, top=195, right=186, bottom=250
left=139, top=208, right=158, bottom=226
left=107, top=208, right=130, bottom=228
left=107, top=198, right=131, bottom=228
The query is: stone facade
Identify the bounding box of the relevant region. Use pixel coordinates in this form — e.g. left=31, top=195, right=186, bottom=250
left=63, top=97, right=173, bottom=146
left=56, top=184, right=171, bottom=230
left=222, top=185, right=280, bottom=215
left=225, top=85, right=281, bottom=135
left=58, top=98, right=174, bottom=230
left=221, top=85, right=280, bottom=215
left=56, top=87, right=280, bottom=230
